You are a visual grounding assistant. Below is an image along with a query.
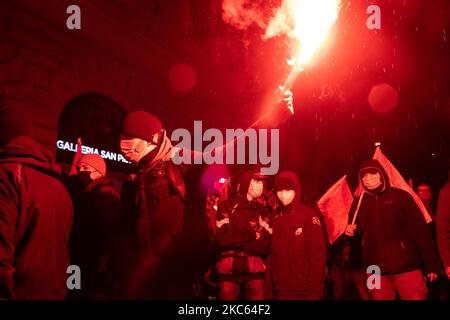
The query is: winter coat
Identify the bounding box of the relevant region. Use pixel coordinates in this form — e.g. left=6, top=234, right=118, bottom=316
left=121, top=131, right=209, bottom=299
left=351, top=159, right=441, bottom=275
left=215, top=193, right=272, bottom=277
left=267, top=171, right=327, bottom=300
left=66, top=174, right=121, bottom=299
left=437, top=179, right=450, bottom=268
left=0, top=137, right=73, bottom=299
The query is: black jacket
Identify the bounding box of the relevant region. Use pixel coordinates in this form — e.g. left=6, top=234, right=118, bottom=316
left=121, top=133, right=209, bottom=299
left=216, top=169, right=271, bottom=258
left=0, top=137, right=73, bottom=299
left=215, top=199, right=271, bottom=256
left=267, top=172, right=326, bottom=300
left=66, top=175, right=121, bottom=299
left=351, top=159, right=441, bottom=275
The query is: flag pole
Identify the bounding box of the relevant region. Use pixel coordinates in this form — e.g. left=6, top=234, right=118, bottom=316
left=69, top=138, right=82, bottom=176
left=351, top=191, right=365, bottom=225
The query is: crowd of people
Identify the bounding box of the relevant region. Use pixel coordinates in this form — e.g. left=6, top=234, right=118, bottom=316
left=0, top=105, right=450, bottom=300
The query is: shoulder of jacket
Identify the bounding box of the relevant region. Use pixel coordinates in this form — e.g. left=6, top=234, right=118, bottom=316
left=0, top=162, right=23, bottom=185
left=99, top=183, right=119, bottom=196
left=441, top=182, right=450, bottom=194
left=389, top=187, right=407, bottom=195
left=299, top=203, right=317, bottom=216
left=299, top=204, right=320, bottom=223
left=394, top=188, right=415, bottom=202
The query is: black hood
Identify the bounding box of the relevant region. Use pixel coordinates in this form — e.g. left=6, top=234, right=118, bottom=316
left=236, top=168, right=267, bottom=199
left=237, top=168, right=257, bottom=198
left=0, top=136, right=62, bottom=178
left=274, top=171, right=301, bottom=206
left=358, top=159, right=390, bottom=195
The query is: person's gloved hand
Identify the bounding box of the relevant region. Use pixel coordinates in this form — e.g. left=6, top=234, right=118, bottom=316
left=280, top=88, right=294, bottom=114
left=428, top=273, right=438, bottom=283
left=345, top=224, right=357, bottom=237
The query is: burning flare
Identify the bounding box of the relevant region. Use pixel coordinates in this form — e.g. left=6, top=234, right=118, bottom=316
left=222, top=0, right=341, bottom=117
left=265, top=0, right=341, bottom=90
left=265, top=0, right=341, bottom=66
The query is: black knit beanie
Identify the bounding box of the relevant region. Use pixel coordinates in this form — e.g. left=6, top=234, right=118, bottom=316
left=121, top=110, right=162, bottom=143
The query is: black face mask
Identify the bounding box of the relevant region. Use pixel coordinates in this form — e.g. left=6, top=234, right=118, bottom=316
left=74, top=171, right=94, bottom=188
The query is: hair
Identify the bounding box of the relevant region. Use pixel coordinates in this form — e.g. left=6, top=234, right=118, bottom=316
left=416, top=183, right=432, bottom=195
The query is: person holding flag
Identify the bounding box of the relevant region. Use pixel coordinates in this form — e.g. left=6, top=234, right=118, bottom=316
left=345, top=159, right=441, bottom=300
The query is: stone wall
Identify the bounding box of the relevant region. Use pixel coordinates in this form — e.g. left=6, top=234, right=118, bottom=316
left=0, top=0, right=213, bottom=154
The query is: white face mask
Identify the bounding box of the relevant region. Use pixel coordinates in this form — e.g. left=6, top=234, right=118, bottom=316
left=120, top=138, right=157, bottom=163
left=277, top=190, right=296, bottom=206
left=362, top=172, right=382, bottom=190
left=247, top=179, right=264, bottom=200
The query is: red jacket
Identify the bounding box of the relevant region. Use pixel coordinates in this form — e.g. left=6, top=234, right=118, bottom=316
left=0, top=137, right=73, bottom=299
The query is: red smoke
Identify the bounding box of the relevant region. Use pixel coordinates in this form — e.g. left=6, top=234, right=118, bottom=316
left=221, top=0, right=280, bottom=31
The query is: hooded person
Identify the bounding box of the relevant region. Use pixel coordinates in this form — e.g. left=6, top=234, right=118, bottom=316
left=0, top=108, right=73, bottom=299
left=345, top=159, right=441, bottom=300
left=214, top=168, right=271, bottom=300
left=118, top=111, right=210, bottom=299
left=266, top=171, right=327, bottom=300
left=65, top=153, right=121, bottom=299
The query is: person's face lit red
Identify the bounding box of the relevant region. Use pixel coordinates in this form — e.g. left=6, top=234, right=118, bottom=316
left=417, top=185, right=432, bottom=202
left=247, top=179, right=264, bottom=200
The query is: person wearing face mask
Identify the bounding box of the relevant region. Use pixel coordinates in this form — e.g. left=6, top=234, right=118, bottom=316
left=265, top=171, right=327, bottom=300
left=214, top=169, right=271, bottom=300
left=118, top=92, right=294, bottom=299
left=65, top=153, right=121, bottom=299
left=119, top=111, right=211, bottom=299
left=345, top=159, right=441, bottom=300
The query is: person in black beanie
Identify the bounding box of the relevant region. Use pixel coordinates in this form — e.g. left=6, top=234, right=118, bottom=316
left=119, top=110, right=210, bottom=299
left=118, top=91, right=294, bottom=299
left=265, top=171, right=327, bottom=300
left=0, top=108, right=73, bottom=299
